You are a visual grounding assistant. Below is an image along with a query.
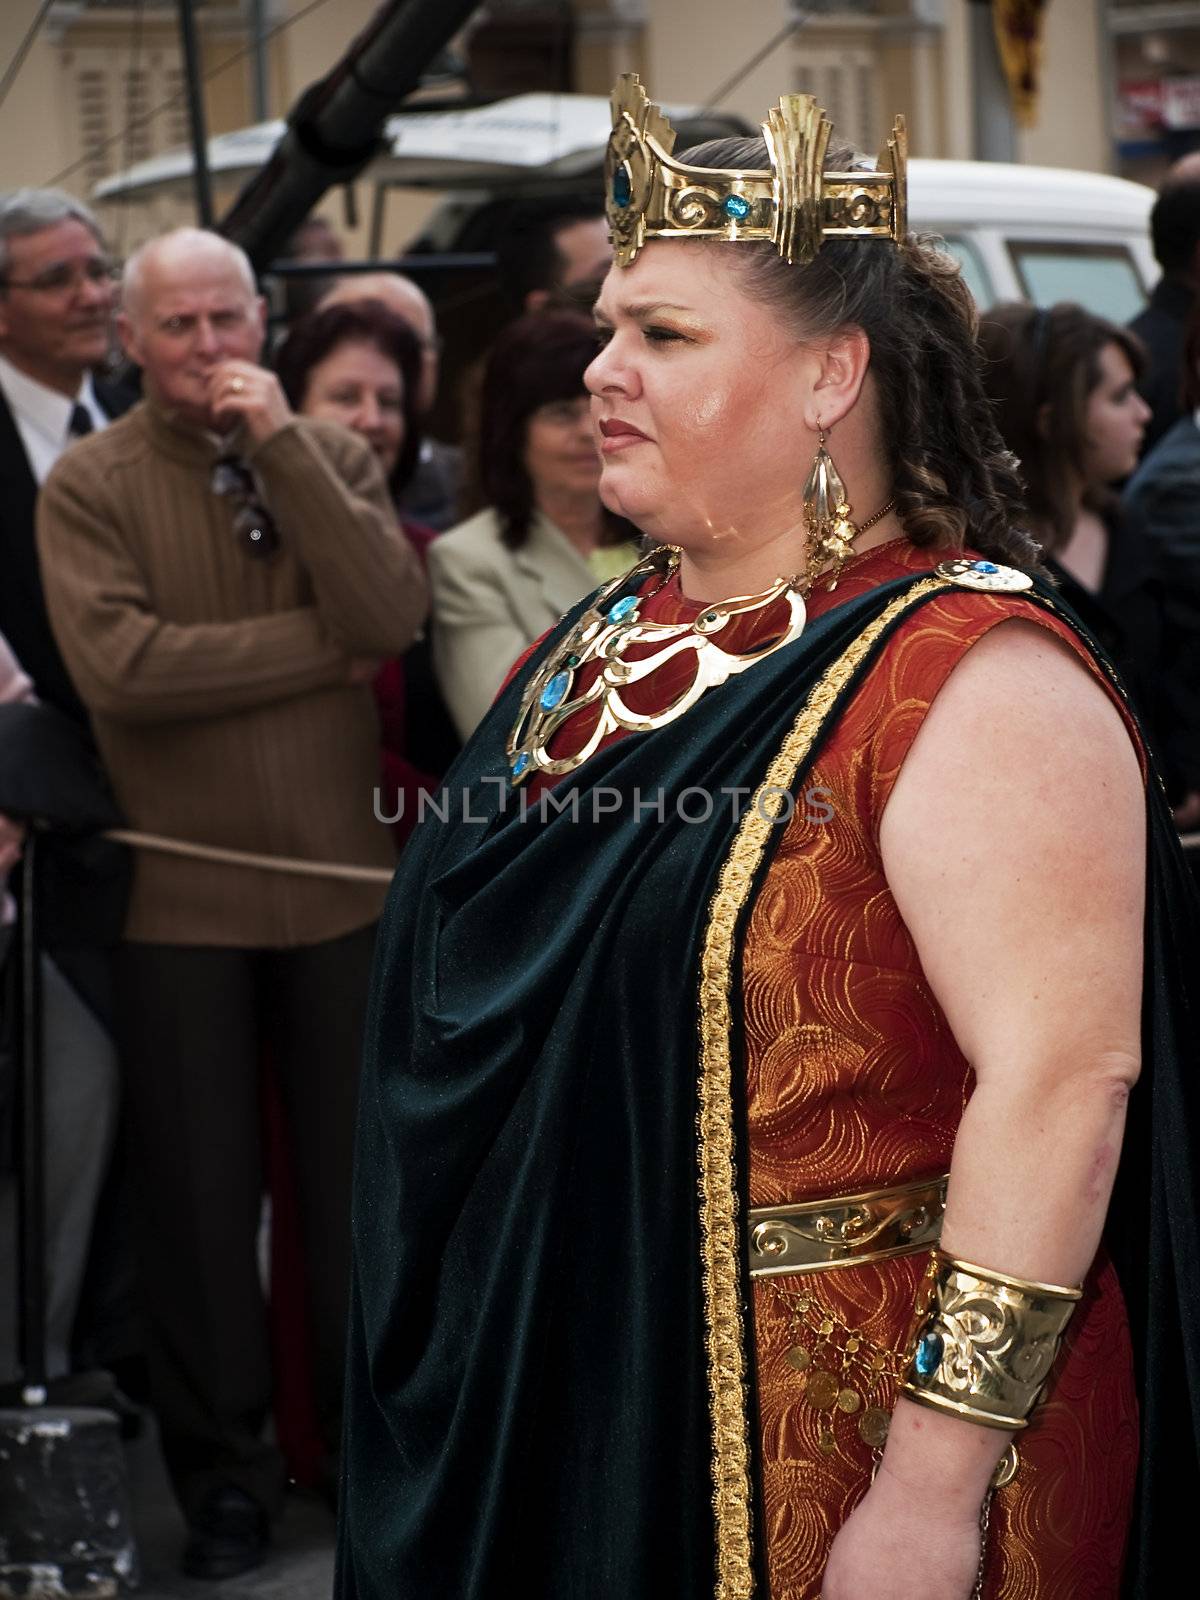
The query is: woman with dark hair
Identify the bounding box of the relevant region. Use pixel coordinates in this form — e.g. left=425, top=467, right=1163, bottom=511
left=275, top=299, right=459, bottom=841
left=338, top=78, right=1199, bottom=1600
left=428, top=309, right=639, bottom=736
left=979, top=301, right=1197, bottom=805
left=275, top=298, right=423, bottom=502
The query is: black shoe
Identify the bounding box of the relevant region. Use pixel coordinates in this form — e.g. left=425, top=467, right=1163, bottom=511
left=182, top=1486, right=269, bottom=1581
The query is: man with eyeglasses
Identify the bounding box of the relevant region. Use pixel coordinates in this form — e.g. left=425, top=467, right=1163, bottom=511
left=0, top=187, right=126, bottom=721
left=0, top=189, right=133, bottom=1425
left=36, top=226, right=426, bottom=1580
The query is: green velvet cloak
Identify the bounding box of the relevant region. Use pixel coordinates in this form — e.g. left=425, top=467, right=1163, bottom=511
left=336, top=566, right=1200, bottom=1599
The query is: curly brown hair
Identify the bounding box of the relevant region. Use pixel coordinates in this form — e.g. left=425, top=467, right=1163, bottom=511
left=679, top=136, right=1039, bottom=570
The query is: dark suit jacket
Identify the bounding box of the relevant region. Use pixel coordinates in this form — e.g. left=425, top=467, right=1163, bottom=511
left=1120, top=421, right=1200, bottom=793
left=0, top=375, right=132, bottom=724
left=1049, top=503, right=1200, bottom=798
left=0, top=373, right=134, bottom=953
left=1129, top=276, right=1193, bottom=457
left=1124, top=411, right=1200, bottom=566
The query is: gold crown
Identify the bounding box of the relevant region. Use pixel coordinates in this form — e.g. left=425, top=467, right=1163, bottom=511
left=604, top=73, right=907, bottom=268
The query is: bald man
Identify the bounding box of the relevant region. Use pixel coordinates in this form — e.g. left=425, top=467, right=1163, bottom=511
left=36, top=228, right=425, bottom=1579
left=319, top=270, right=463, bottom=527
left=1130, top=150, right=1200, bottom=453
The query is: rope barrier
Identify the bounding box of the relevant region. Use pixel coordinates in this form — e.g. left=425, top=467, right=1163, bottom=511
left=102, top=828, right=395, bottom=885
left=65, top=820, right=1200, bottom=888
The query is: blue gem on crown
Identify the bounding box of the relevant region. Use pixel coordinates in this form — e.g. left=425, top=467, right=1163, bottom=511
left=607, top=595, right=640, bottom=625
left=540, top=671, right=571, bottom=712
left=512, top=752, right=530, bottom=779
left=612, top=167, right=632, bottom=208
left=973, top=561, right=999, bottom=574
left=912, top=1328, right=944, bottom=1383
left=723, top=193, right=751, bottom=220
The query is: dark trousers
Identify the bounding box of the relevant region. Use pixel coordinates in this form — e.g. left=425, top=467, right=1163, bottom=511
left=114, top=924, right=376, bottom=1521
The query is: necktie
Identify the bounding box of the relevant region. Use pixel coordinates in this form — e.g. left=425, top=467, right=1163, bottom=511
left=69, top=403, right=93, bottom=438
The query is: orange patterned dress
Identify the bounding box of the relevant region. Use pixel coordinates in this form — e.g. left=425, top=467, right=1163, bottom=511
left=742, top=539, right=1141, bottom=1598
left=524, top=536, right=1141, bottom=1597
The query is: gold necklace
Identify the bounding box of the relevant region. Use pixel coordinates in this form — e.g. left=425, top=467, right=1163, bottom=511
left=507, top=506, right=896, bottom=785
left=505, top=548, right=788, bottom=783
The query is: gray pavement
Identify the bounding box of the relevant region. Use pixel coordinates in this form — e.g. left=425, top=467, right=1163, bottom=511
left=126, top=1424, right=334, bottom=1600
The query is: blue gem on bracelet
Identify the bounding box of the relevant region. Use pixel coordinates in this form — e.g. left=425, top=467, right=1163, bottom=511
left=607, top=595, right=640, bottom=625
left=973, top=561, right=1000, bottom=574
left=540, top=671, right=571, bottom=712
left=723, top=193, right=751, bottom=220
left=913, top=1329, right=944, bottom=1382
left=512, top=752, right=530, bottom=779
left=612, top=167, right=632, bottom=208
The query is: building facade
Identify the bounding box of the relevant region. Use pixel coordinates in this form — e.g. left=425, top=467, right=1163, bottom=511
left=0, top=1, right=1189, bottom=256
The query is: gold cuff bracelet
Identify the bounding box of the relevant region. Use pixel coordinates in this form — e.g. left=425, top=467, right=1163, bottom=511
left=900, top=1251, right=1082, bottom=1430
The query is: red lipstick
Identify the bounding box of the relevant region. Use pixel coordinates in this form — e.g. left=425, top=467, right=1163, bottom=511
left=598, top=418, right=649, bottom=453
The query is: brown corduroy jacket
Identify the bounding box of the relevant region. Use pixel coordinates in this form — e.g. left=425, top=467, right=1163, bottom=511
left=36, top=400, right=426, bottom=948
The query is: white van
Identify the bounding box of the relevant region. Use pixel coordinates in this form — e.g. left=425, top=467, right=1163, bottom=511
left=413, top=157, right=1158, bottom=321
left=95, top=93, right=1158, bottom=321
left=908, top=159, right=1156, bottom=322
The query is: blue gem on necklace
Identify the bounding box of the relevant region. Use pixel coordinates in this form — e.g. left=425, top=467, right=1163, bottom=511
left=512, top=752, right=530, bottom=779
left=912, top=1329, right=944, bottom=1382
left=540, top=670, right=571, bottom=712
left=723, top=193, right=751, bottom=220
left=612, top=167, right=632, bottom=208
left=973, top=561, right=999, bottom=574
left=607, top=595, right=640, bottom=625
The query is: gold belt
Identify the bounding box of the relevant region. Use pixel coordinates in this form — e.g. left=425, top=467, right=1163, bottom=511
left=746, top=1174, right=948, bottom=1277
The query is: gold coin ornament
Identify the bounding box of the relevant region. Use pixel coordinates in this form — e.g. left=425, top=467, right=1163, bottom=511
left=806, top=1370, right=840, bottom=1411
left=935, top=557, right=1034, bottom=593
left=858, top=1406, right=891, bottom=1450
left=771, top=1282, right=907, bottom=1459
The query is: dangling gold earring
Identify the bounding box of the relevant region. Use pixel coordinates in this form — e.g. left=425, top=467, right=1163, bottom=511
left=802, top=425, right=858, bottom=591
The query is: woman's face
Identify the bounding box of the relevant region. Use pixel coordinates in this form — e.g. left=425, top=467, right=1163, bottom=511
left=302, top=339, right=405, bottom=477
left=1082, top=341, right=1150, bottom=486
left=585, top=242, right=819, bottom=550
left=523, top=394, right=602, bottom=505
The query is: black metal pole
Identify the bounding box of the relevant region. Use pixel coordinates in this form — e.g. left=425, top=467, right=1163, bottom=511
left=249, top=0, right=269, bottom=124
left=219, top=0, right=483, bottom=273
left=178, top=0, right=215, bottom=227
left=16, top=831, right=46, bottom=1398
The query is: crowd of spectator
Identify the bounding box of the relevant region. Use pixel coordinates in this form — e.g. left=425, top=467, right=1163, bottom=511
left=1, top=153, right=1200, bottom=1584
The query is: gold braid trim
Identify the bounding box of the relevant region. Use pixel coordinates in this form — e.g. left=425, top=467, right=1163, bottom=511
left=696, top=574, right=950, bottom=1598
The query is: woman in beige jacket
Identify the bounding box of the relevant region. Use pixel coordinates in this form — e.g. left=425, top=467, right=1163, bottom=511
left=430, top=312, right=638, bottom=737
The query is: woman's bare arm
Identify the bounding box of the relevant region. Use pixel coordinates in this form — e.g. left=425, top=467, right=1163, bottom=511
left=824, top=617, right=1145, bottom=1597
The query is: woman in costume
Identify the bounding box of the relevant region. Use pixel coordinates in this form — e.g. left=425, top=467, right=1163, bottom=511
left=428, top=310, right=639, bottom=737
left=337, top=77, right=1199, bottom=1600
